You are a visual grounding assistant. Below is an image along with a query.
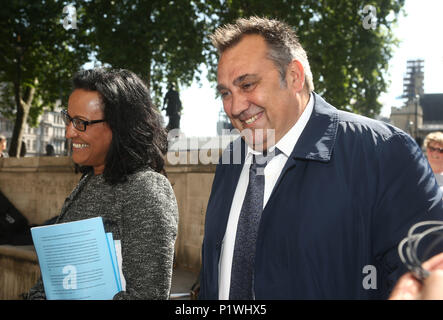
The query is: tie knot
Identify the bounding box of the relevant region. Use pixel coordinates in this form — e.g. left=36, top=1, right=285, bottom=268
left=251, top=148, right=282, bottom=175
left=253, top=148, right=282, bottom=167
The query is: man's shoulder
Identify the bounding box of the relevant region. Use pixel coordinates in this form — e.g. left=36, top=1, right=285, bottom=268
left=313, top=93, right=401, bottom=138
left=335, top=108, right=406, bottom=142
left=329, top=108, right=421, bottom=163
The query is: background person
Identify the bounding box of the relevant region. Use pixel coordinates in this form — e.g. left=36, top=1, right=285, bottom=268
left=424, top=131, right=443, bottom=186
left=0, top=135, right=7, bottom=158
left=27, top=68, right=178, bottom=300
left=20, top=140, right=26, bottom=157
left=45, top=144, right=55, bottom=156
left=199, top=17, right=443, bottom=300
left=162, top=83, right=182, bottom=131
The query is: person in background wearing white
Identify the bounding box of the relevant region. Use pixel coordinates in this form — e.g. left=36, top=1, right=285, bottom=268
left=424, top=132, right=443, bottom=187
left=0, top=135, right=8, bottom=158
left=390, top=252, right=443, bottom=300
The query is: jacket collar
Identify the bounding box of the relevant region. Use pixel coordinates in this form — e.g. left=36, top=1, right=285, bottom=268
left=291, top=92, right=339, bottom=162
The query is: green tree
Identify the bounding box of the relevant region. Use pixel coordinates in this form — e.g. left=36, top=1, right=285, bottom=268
left=0, top=0, right=405, bottom=157
left=82, top=0, right=211, bottom=105
left=206, top=0, right=405, bottom=117
left=0, top=0, right=89, bottom=157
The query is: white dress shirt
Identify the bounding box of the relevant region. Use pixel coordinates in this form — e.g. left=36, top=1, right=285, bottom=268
left=218, top=93, right=314, bottom=299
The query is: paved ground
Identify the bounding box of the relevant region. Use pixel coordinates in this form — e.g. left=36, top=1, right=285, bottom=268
left=170, top=267, right=199, bottom=300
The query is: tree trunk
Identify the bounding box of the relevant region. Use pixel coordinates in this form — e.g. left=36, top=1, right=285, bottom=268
left=9, top=80, right=36, bottom=158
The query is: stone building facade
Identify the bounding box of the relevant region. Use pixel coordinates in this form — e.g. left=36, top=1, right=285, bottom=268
left=0, top=106, right=66, bottom=157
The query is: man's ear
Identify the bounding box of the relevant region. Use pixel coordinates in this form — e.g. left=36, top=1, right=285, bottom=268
left=287, top=59, right=305, bottom=93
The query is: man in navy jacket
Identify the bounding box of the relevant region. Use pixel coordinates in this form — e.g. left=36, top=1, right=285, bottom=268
left=199, top=17, right=443, bottom=299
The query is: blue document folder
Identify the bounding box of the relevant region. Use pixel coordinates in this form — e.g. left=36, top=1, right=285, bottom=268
left=106, top=232, right=122, bottom=292
left=31, top=217, right=121, bottom=300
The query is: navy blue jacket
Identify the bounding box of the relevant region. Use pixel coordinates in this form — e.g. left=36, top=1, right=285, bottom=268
left=200, top=93, right=443, bottom=299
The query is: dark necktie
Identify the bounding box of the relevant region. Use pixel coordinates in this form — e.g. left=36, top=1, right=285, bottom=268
left=229, top=148, right=281, bottom=300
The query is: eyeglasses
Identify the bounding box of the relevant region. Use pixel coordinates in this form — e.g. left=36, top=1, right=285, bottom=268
left=61, top=110, right=105, bottom=132
left=427, top=146, right=443, bottom=154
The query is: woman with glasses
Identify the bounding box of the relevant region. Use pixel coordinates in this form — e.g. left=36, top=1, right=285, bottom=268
left=27, top=68, right=178, bottom=300
left=424, top=132, right=443, bottom=187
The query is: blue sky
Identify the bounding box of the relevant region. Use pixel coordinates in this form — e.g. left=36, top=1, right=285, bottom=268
left=176, top=0, right=443, bottom=137
left=379, top=0, right=443, bottom=115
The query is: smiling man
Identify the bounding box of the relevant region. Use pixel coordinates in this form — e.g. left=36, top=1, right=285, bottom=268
left=199, top=17, right=443, bottom=300
left=216, top=33, right=309, bottom=151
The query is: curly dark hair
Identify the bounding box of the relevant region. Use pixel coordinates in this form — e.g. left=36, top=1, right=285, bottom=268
left=72, top=68, right=168, bottom=185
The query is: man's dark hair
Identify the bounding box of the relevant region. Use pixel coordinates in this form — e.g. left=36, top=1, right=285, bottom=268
left=210, top=16, right=314, bottom=92
left=72, top=68, right=168, bottom=184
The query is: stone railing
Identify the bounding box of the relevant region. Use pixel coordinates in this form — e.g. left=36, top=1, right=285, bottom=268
left=0, top=245, right=40, bottom=300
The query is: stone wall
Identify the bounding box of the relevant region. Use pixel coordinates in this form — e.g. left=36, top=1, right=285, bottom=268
left=0, top=245, right=40, bottom=300
left=0, top=157, right=80, bottom=225
left=0, top=154, right=217, bottom=280
left=167, top=164, right=216, bottom=272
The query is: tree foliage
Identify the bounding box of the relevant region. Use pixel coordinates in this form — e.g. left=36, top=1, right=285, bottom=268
left=0, top=0, right=405, bottom=157
left=80, top=0, right=405, bottom=117
left=82, top=0, right=211, bottom=105
left=0, top=0, right=89, bottom=156
left=206, top=0, right=405, bottom=118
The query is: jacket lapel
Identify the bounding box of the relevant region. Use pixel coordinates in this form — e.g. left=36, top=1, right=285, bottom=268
left=268, top=93, right=339, bottom=201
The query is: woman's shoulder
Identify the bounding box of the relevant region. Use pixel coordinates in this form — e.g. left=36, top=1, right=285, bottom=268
left=119, top=168, right=172, bottom=195
left=115, top=168, right=178, bottom=217
left=130, top=168, right=169, bottom=184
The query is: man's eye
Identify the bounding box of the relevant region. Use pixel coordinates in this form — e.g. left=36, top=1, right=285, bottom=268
left=220, top=91, right=230, bottom=99
left=242, top=82, right=255, bottom=90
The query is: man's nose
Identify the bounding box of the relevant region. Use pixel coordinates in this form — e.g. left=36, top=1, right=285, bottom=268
left=229, top=92, right=249, bottom=118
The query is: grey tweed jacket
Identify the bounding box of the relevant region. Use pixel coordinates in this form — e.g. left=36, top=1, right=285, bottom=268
left=27, top=168, right=179, bottom=300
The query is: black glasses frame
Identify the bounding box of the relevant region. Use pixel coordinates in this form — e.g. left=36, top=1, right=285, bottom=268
left=61, top=110, right=105, bottom=132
